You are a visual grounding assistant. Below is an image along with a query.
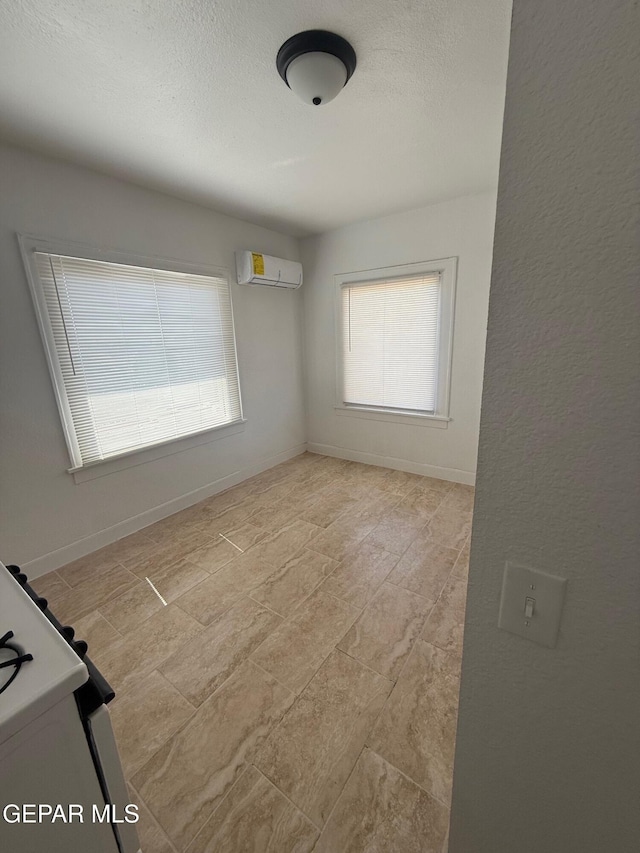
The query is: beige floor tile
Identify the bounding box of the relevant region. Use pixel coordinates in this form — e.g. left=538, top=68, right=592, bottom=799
left=256, top=650, right=392, bottom=827
left=106, top=533, right=165, bottom=571
left=57, top=547, right=122, bottom=587
left=132, top=660, right=294, bottom=850
left=174, top=570, right=243, bottom=626
left=250, top=590, right=359, bottom=693
left=49, top=564, right=139, bottom=624
left=222, top=548, right=288, bottom=589
left=72, top=610, right=121, bottom=655
left=364, top=509, right=426, bottom=556
left=413, top=476, right=454, bottom=496
left=290, top=471, right=336, bottom=496
left=245, top=464, right=294, bottom=494
left=202, top=500, right=258, bottom=532
left=31, top=570, right=70, bottom=604
left=347, top=490, right=402, bottom=525
left=387, top=535, right=459, bottom=601
left=99, top=580, right=167, bottom=634
left=92, top=604, right=202, bottom=694
left=319, top=541, right=399, bottom=609
left=123, top=537, right=202, bottom=577
left=443, top=483, right=475, bottom=512
left=147, top=518, right=215, bottom=550
left=307, top=516, right=376, bottom=562
left=106, top=530, right=161, bottom=565
left=185, top=536, right=242, bottom=573
left=127, top=784, right=177, bottom=853
left=215, top=521, right=269, bottom=551
left=186, top=765, right=318, bottom=853
left=451, top=537, right=471, bottom=579
left=161, top=597, right=282, bottom=706
left=300, top=487, right=361, bottom=528
left=397, top=488, right=446, bottom=521
left=197, top=488, right=249, bottom=519
left=426, top=504, right=473, bottom=549
left=375, top=468, right=426, bottom=497
left=145, top=558, right=209, bottom=603
left=338, top=583, right=433, bottom=681
left=370, top=640, right=461, bottom=806
left=250, top=549, right=339, bottom=617
left=247, top=501, right=306, bottom=533
left=421, top=576, right=468, bottom=658
left=250, top=479, right=303, bottom=506
left=247, top=520, right=322, bottom=568
left=314, top=747, right=449, bottom=853
left=110, top=670, right=195, bottom=778
left=143, top=511, right=204, bottom=545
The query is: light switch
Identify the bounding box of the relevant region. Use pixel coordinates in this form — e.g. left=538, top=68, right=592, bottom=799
left=498, top=562, right=567, bottom=648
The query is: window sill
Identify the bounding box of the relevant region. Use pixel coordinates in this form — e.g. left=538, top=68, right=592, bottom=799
left=70, top=419, right=247, bottom=483
left=334, top=406, right=450, bottom=429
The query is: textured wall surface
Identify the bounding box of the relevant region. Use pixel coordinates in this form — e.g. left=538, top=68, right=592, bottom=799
left=301, top=192, right=497, bottom=483
left=450, top=1, right=640, bottom=851
left=0, top=144, right=305, bottom=573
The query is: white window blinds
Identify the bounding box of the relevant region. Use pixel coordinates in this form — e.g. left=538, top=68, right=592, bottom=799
left=342, top=272, right=441, bottom=413
left=33, top=253, right=242, bottom=468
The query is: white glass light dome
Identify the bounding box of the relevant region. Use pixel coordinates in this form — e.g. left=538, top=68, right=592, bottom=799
left=285, top=52, right=348, bottom=106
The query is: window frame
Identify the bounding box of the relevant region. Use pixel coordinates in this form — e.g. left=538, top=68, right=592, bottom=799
left=334, top=257, right=457, bottom=426
left=19, top=234, right=245, bottom=476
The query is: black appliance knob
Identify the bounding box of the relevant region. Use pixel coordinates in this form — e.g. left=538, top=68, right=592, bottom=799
left=35, top=597, right=48, bottom=611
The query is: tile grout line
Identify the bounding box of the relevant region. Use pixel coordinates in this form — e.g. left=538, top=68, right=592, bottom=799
left=184, top=765, right=253, bottom=851
left=334, top=646, right=396, bottom=685
left=94, top=608, right=125, bottom=638
left=364, top=744, right=453, bottom=812
left=251, top=764, right=323, bottom=832
left=248, top=657, right=297, bottom=696
left=127, top=779, right=180, bottom=853
left=311, top=743, right=370, bottom=844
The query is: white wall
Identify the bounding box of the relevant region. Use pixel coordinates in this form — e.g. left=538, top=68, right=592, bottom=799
left=300, top=193, right=496, bottom=483
left=0, top=144, right=305, bottom=575
left=450, top=2, right=639, bottom=851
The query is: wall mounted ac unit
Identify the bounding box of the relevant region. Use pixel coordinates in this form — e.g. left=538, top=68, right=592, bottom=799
left=235, top=251, right=303, bottom=289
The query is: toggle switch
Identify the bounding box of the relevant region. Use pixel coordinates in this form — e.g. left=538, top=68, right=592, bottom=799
left=498, top=562, right=567, bottom=648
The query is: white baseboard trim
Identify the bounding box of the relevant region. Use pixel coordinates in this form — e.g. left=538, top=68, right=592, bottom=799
left=307, top=443, right=476, bottom=486
left=22, top=443, right=308, bottom=579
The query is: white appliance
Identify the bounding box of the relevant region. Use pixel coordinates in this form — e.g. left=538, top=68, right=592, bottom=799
left=0, top=563, right=140, bottom=853
left=235, top=250, right=303, bottom=289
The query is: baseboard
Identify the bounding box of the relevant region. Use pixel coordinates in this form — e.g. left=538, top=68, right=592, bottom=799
left=22, top=443, right=307, bottom=579
left=307, top=443, right=476, bottom=486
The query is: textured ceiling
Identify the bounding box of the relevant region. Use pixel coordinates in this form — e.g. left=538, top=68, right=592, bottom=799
left=0, top=0, right=512, bottom=236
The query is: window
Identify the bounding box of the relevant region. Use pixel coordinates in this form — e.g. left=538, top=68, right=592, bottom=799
left=22, top=239, right=243, bottom=470
left=336, top=258, right=456, bottom=421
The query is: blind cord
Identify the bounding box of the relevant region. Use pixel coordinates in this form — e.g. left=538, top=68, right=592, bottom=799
left=48, top=255, right=77, bottom=376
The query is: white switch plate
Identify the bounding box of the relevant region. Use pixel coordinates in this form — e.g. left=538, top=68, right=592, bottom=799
left=498, top=562, right=567, bottom=648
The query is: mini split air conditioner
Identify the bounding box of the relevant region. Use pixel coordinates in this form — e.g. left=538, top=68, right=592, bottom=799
left=235, top=251, right=303, bottom=289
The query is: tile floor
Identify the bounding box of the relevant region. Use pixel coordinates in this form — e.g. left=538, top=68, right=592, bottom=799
left=34, top=452, right=472, bottom=853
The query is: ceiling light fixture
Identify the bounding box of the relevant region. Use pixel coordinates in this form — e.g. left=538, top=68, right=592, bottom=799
left=277, top=30, right=356, bottom=107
